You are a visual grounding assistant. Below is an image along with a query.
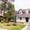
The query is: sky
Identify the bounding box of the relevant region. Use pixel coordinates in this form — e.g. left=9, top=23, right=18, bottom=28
left=14, top=0, right=30, bottom=11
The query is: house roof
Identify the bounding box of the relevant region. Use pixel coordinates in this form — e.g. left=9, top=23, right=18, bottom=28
left=19, top=14, right=30, bottom=17
left=18, top=9, right=30, bottom=17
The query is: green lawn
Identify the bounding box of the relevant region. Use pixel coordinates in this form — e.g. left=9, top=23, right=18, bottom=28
left=0, top=22, right=25, bottom=30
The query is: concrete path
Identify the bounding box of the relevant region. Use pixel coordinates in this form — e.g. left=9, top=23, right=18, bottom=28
left=26, top=26, right=30, bottom=30
left=22, top=22, right=30, bottom=30
left=22, top=25, right=30, bottom=30
left=22, top=25, right=28, bottom=30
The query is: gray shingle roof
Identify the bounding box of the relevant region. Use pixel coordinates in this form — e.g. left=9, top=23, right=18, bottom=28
left=19, top=14, right=30, bottom=17
left=18, top=9, right=30, bottom=17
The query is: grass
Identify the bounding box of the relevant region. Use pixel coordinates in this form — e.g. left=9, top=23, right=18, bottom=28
left=0, top=22, right=25, bottom=30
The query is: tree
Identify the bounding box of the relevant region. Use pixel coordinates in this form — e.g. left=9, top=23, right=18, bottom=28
left=4, top=3, right=15, bottom=22
left=0, top=0, right=15, bottom=22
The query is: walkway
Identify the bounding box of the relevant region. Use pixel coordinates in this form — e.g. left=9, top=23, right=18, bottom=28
left=22, top=22, right=30, bottom=30
left=22, top=25, right=28, bottom=30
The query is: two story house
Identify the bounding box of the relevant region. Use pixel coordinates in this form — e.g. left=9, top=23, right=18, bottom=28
left=16, top=9, right=30, bottom=23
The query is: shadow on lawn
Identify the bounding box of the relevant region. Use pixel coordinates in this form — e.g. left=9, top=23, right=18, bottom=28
left=0, top=22, right=25, bottom=30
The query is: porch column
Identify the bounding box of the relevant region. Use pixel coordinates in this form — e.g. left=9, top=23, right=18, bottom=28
left=29, top=17, right=30, bottom=22
left=22, top=17, right=26, bottom=22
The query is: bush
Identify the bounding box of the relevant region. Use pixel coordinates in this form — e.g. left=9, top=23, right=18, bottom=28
left=6, top=23, right=10, bottom=26
left=13, top=23, right=16, bottom=26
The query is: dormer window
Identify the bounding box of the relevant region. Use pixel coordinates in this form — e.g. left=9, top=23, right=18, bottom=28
left=22, top=12, right=25, bottom=14
left=22, top=11, right=26, bottom=14
left=29, top=11, right=30, bottom=13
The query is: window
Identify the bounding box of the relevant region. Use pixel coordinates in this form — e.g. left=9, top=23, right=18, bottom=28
left=22, top=12, right=25, bottom=14
left=29, top=11, right=30, bottom=13
left=22, top=11, right=25, bottom=14
left=22, top=10, right=26, bottom=14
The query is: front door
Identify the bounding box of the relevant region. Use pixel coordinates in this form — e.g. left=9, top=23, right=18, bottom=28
left=25, top=17, right=29, bottom=22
